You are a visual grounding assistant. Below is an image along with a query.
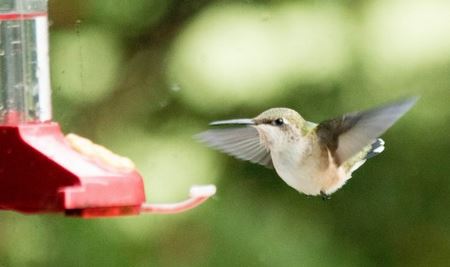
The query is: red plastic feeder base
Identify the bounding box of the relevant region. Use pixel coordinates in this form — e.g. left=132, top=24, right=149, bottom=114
left=0, top=122, right=146, bottom=217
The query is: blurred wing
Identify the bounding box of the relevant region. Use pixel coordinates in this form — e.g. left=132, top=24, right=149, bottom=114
left=196, top=126, right=272, bottom=167
left=316, top=97, right=418, bottom=165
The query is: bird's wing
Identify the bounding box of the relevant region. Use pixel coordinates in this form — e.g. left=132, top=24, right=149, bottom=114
left=196, top=125, right=272, bottom=168
left=316, top=97, right=418, bottom=165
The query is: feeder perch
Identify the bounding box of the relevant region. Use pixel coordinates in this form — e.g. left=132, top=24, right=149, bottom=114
left=0, top=0, right=216, bottom=218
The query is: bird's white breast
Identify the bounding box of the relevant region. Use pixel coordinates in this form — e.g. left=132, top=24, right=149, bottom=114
left=270, top=138, right=348, bottom=196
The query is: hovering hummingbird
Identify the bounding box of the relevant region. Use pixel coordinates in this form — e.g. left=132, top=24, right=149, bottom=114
left=197, top=97, right=418, bottom=198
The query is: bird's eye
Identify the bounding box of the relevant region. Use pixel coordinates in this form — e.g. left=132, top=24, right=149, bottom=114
left=273, top=118, right=284, bottom=126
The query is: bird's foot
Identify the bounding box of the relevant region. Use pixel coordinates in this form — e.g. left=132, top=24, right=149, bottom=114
left=320, top=191, right=331, bottom=201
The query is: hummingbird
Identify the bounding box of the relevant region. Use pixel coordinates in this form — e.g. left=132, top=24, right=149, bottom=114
left=196, top=97, right=418, bottom=198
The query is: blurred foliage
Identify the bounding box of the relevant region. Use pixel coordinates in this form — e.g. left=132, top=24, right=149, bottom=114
left=1, top=0, right=450, bottom=266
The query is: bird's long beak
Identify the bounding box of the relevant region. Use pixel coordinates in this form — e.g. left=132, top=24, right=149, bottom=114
left=209, top=118, right=255, bottom=126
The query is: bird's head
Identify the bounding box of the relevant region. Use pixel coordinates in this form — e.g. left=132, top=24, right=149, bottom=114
left=251, top=108, right=306, bottom=150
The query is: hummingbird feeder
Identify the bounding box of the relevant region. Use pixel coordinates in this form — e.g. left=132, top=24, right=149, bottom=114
left=0, top=0, right=216, bottom=218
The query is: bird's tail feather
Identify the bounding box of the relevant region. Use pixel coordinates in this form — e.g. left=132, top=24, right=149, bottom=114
left=364, top=138, right=385, bottom=160
left=346, top=138, right=385, bottom=173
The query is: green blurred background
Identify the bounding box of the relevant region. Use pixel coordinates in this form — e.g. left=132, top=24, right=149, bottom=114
left=1, top=0, right=450, bottom=266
